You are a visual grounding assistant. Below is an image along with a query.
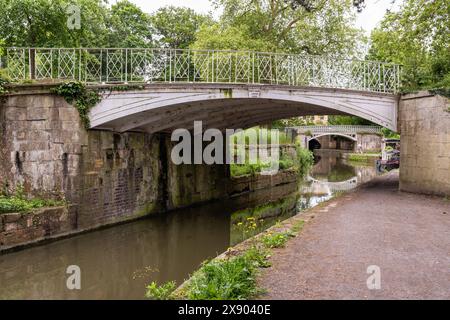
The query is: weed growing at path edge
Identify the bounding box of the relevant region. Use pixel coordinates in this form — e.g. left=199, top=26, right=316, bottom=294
left=145, top=219, right=306, bottom=300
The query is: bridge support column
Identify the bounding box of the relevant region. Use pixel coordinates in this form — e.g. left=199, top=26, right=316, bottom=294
left=399, top=92, right=450, bottom=196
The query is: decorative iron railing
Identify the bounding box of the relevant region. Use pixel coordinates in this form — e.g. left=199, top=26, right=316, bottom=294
left=3, top=48, right=401, bottom=93
left=288, top=125, right=383, bottom=134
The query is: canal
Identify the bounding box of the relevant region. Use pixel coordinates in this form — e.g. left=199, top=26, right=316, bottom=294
left=0, top=153, right=379, bottom=299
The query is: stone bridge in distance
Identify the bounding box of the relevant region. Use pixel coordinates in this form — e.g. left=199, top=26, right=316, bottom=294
left=5, top=48, right=401, bottom=131
left=285, top=125, right=383, bottom=151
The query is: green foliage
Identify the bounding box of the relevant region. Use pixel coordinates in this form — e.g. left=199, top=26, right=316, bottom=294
left=381, top=127, right=400, bottom=139
left=230, top=161, right=271, bottom=177
left=369, top=0, right=449, bottom=91
left=262, top=231, right=293, bottom=248
left=0, top=0, right=109, bottom=48
left=0, top=1, right=204, bottom=49
left=192, top=24, right=268, bottom=51
left=278, top=157, right=294, bottom=170
left=107, top=0, right=153, bottom=47
left=185, top=246, right=269, bottom=300
left=206, top=0, right=366, bottom=57
left=52, top=82, right=101, bottom=128
left=290, top=219, right=305, bottom=234
left=0, top=185, right=64, bottom=214
left=328, top=115, right=374, bottom=125
left=145, top=281, right=176, bottom=300
left=174, top=217, right=306, bottom=300
left=272, top=117, right=314, bottom=129
left=347, top=153, right=380, bottom=163
left=295, top=145, right=314, bottom=176
left=0, top=74, right=8, bottom=95
left=151, top=6, right=211, bottom=49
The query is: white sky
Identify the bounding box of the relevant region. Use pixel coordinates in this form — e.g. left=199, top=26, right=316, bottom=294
left=112, top=0, right=403, bottom=35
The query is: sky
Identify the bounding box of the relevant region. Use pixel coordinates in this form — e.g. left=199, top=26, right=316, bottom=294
left=112, top=0, right=403, bottom=35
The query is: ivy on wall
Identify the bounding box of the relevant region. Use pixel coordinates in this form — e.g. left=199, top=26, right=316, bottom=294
left=0, top=78, right=8, bottom=95
left=51, top=82, right=101, bottom=128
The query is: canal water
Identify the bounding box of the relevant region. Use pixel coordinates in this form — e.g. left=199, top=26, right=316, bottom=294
left=0, top=154, right=379, bottom=299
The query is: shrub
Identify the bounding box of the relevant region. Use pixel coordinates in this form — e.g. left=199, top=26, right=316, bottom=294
left=296, top=145, right=314, bottom=176
left=145, top=281, right=176, bottom=300
left=278, top=158, right=294, bottom=170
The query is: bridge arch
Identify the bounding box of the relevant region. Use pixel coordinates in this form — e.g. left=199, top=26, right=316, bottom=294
left=308, top=133, right=357, bottom=143
left=90, top=84, right=398, bottom=133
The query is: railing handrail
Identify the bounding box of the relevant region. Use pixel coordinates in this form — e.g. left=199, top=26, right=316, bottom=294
left=3, top=47, right=401, bottom=66
left=2, top=47, right=402, bottom=93
left=287, top=125, right=383, bottom=133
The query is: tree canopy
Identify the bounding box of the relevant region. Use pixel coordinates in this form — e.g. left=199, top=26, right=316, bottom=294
left=151, top=6, right=211, bottom=49
left=369, top=0, right=449, bottom=90
left=194, top=0, right=365, bottom=57
left=0, top=1, right=209, bottom=49
left=0, top=0, right=109, bottom=47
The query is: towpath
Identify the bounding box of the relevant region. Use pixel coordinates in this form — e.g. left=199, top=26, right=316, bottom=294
left=258, top=171, right=450, bottom=299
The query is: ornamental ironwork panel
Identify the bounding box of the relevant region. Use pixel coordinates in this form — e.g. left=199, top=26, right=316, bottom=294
left=3, top=47, right=402, bottom=93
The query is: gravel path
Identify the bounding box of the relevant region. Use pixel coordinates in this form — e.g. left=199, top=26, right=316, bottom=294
left=258, top=171, right=450, bottom=300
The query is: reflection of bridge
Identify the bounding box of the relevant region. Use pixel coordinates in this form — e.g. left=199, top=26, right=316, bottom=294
left=306, top=176, right=359, bottom=193
left=5, top=48, right=400, bottom=131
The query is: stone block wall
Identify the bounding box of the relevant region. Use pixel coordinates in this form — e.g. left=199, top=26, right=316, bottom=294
left=0, top=206, right=76, bottom=251
left=0, top=90, right=231, bottom=246
left=399, top=92, right=450, bottom=196
left=356, top=133, right=382, bottom=153
left=1, top=88, right=301, bottom=250
left=0, top=92, right=166, bottom=233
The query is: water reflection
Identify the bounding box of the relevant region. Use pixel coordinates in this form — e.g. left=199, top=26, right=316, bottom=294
left=0, top=153, right=378, bottom=300
left=0, top=203, right=231, bottom=300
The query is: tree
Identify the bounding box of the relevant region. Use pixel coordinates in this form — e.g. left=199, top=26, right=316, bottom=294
left=0, top=0, right=109, bottom=48
left=150, top=6, right=211, bottom=49
left=203, top=0, right=365, bottom=56
left=107, top=0, right=153, bottom=47
left=369, top=0, right=449, bottom=90
left=328, top=115, right=374, bottom=126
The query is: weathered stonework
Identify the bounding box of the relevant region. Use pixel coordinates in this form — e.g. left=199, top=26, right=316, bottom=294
left=356, top=133, right=382, bottom=153
left=0, top=86, right=301, bottom=250
left=0, top=206, right=77, bottom=251
left=0, top=91, right=166, bottom=233
left=399, top=92, right=450, bottom=196
left=229, top=170, right=298, bottom=196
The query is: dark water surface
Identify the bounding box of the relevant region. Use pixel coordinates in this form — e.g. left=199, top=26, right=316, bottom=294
left=0, top=154, right=378, bottom=299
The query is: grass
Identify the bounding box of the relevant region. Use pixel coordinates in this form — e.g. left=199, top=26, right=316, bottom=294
left=146, top=218, right=306, bottom=300
left=230, top=161, right=270, bottom=177
left=183, top=247, right=270, bottom=300
left=261, top=231, right=293, bottom=248
left=347, top=153, right=380, bottom=162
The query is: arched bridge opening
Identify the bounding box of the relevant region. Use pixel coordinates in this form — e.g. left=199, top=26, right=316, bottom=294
left=307, top=134, right=357, bottom=151
left=89, top=84, right=399, bottom=133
